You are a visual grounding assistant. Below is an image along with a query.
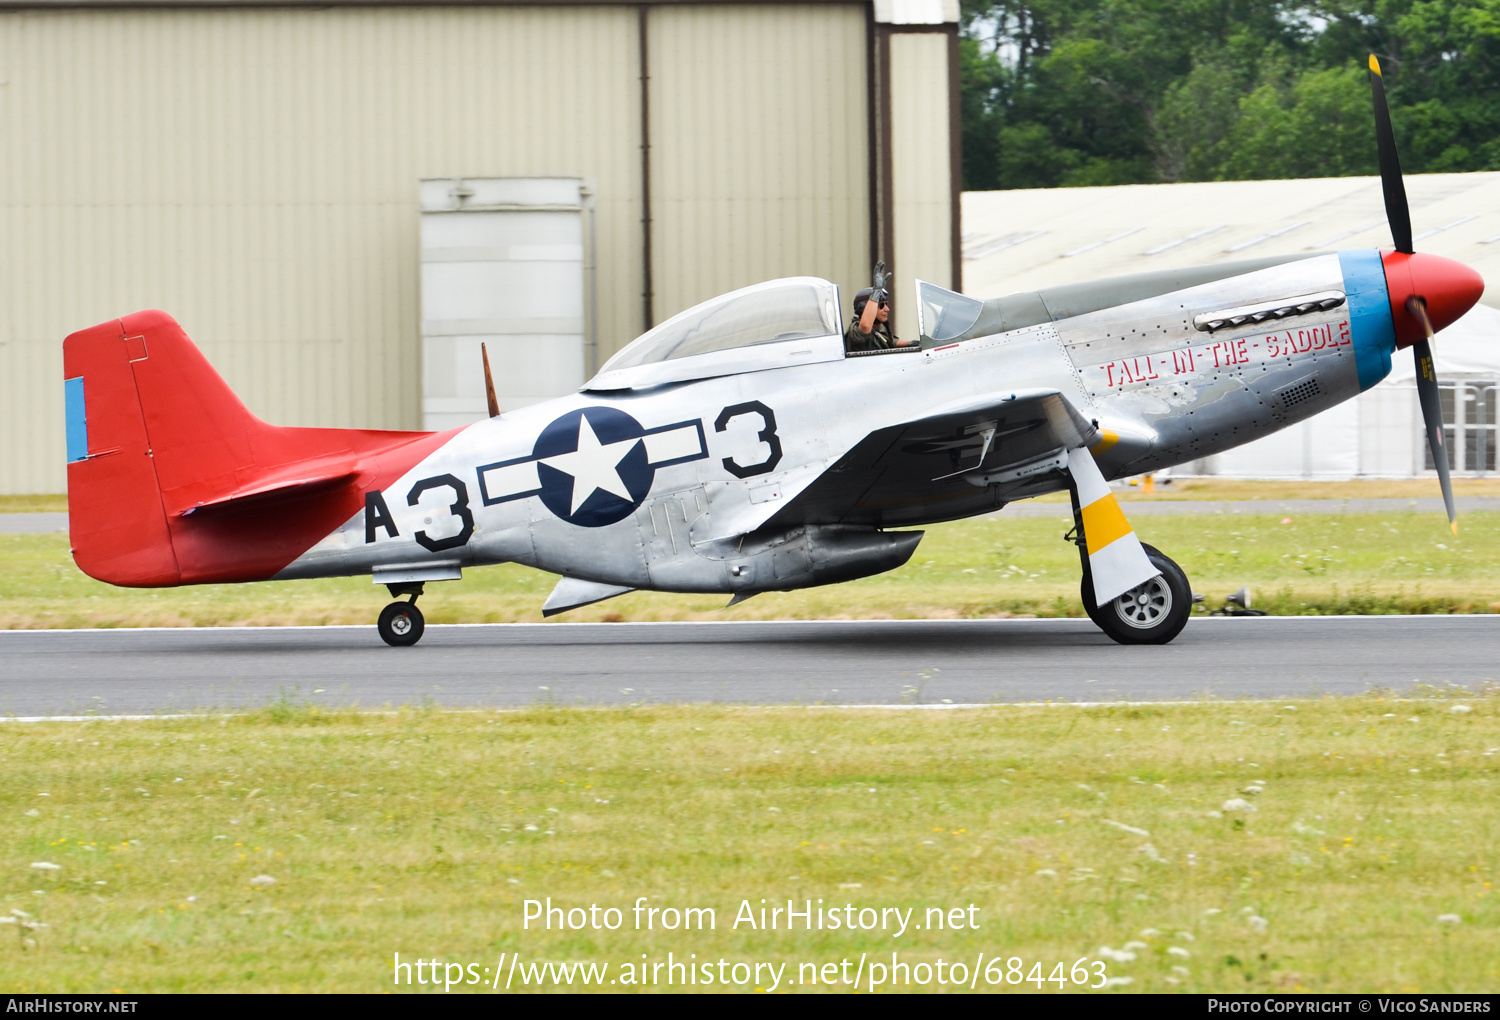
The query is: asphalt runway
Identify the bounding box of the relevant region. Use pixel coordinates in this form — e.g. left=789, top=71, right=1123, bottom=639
left=1, top=616, right=1496, bottom=718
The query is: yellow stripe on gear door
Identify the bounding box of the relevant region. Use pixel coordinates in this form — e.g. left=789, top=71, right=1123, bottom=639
left=1066, top=447, right=1160, bottom=605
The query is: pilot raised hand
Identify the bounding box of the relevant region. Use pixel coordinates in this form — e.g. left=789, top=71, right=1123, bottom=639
left=845, top=262, right=915, bottom=352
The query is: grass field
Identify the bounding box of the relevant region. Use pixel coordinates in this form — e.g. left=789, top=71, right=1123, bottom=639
left=1, top=697, right=1495, bottom=993
left=5, top=509, right=1500, bottom=629
left=0, top=496, right=68, bottom=514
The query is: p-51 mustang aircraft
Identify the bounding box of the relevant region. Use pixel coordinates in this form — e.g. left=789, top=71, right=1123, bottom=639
left=63, top=58, right=1482, bottom=646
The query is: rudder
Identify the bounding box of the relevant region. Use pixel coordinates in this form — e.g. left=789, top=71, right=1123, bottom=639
left=64, top=314, right=183, bottom=586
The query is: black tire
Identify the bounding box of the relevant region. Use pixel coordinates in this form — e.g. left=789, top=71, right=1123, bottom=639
left=377, top=601, right=425, bottom=647
left=1080, top=578, right=1108, bottom=628
left=1078, top=548, right=1113, bottom=629
left=1080, top=544, right=1191, bottom=646
left=1079, top=562, right=1107, bottom=628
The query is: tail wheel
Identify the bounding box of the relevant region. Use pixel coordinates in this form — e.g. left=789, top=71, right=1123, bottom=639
left=378, top=601, right=425, bottom=647
left=1080, top=544, right=1191, bottom=646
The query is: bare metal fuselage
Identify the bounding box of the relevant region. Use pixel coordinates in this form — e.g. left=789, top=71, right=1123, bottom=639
left=279, top=251, right=1386, bottom=596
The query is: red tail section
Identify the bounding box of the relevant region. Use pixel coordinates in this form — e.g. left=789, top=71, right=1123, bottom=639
left=64, top=311, right=458, bottom=586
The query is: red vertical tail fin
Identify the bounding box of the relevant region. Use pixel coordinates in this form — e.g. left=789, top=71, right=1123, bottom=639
left=64, top=315, right=183, bottom=585
left=64, top=311, right=455, bottom=586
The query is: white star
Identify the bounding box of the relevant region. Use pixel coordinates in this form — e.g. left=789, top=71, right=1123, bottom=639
left=540, top=415, right=639, bottom=515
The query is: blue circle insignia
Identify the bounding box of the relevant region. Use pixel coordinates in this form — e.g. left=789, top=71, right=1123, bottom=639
left=533, top=407, right=654, bottom=527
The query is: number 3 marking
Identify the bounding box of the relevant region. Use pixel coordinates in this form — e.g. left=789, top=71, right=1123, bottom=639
left=407, top=474, right=475, bottom=552
left=715, top=401, right=783, bottom=478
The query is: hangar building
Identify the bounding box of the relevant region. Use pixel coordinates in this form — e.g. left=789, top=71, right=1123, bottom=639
left=1, top=0, right=962, bottom=493
left=962, top=174, right=1500, bottom=479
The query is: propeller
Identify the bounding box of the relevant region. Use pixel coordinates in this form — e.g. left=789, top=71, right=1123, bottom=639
left=1407, top=298, right=1456, bottom=535
left=1369, top=55, right=1413, bottom=256
left=1368, top=55, right=1467, bottom=535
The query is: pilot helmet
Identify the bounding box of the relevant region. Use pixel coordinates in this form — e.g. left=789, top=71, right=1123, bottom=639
left=852, top=287, right=888, bottom=316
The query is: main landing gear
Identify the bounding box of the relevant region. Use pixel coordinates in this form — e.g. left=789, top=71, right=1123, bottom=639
left=378, top=582, right=426, bottom=647
left=1079, top=543, right=1192, bottom=645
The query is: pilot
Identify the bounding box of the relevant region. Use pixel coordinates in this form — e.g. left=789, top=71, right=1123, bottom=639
left=845, top=276, right=915, bottom=353
left=846, top=262, right=912, bottom=354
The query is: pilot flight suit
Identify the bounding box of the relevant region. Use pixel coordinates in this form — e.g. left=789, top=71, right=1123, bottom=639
left=844, top=315, right=900, bottom=352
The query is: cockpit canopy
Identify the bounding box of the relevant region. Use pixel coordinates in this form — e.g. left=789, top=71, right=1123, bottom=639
left=585, top=277, right=843, bottom=390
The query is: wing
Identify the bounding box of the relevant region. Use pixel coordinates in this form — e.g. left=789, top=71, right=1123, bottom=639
left=763, top=388, right=1098, bottom=529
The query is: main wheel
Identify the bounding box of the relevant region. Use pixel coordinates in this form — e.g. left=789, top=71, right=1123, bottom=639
left=377, top=600, right=425, bottom=647
left=1080, top=544, right=1191, bottom=645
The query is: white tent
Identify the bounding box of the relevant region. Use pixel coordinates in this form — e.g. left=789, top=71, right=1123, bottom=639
left=959, top=175, right=1500, bottom=478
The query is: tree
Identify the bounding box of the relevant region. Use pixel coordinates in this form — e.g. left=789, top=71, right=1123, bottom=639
left=959, top=0, right=1500, bottom=187
left=1218, top=64, right=1377, bottom=179
left=1156, top=60, right=1248, bottom=180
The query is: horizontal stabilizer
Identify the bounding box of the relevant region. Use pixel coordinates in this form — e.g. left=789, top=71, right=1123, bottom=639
left=543, top=576, right=635, bottom=617
left=180, top=455, right=358, bottom=515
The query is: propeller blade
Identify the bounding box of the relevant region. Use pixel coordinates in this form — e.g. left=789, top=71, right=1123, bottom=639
left=1369, top=55, right=1414, bottom=254
left=1408, top=297, right=1458, bottom=535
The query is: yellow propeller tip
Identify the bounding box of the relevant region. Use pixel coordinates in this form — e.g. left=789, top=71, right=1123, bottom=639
left=1451, top=520, right=1459, bottom=537
left=1369, top=54, right=1382, bottom=75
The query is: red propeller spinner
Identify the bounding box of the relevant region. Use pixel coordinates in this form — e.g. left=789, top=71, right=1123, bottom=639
left=1382, top=251, right=1485, bottom=349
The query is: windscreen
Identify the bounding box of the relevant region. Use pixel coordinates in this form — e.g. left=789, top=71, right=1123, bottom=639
left=918, top=280, right=985, bottom=343
left=602, top=279, right=840, bottom=371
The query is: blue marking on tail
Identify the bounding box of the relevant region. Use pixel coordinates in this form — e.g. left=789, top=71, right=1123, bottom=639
left=64, top=376, right=88, bottom=463
left=1339, top=250, right=1395, bottom=392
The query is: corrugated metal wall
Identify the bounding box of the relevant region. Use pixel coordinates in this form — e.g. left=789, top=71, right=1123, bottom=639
left=0, top=3, right=886, bottom=494
left=1, top=6, right=646, bottom=493
left=888, top=31, right=952, bottom=343
left=647, top=4, right=871, bottom=325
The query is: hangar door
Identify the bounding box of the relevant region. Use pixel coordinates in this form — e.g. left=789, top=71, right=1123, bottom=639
left=420, top=178, right=590, bottom=429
